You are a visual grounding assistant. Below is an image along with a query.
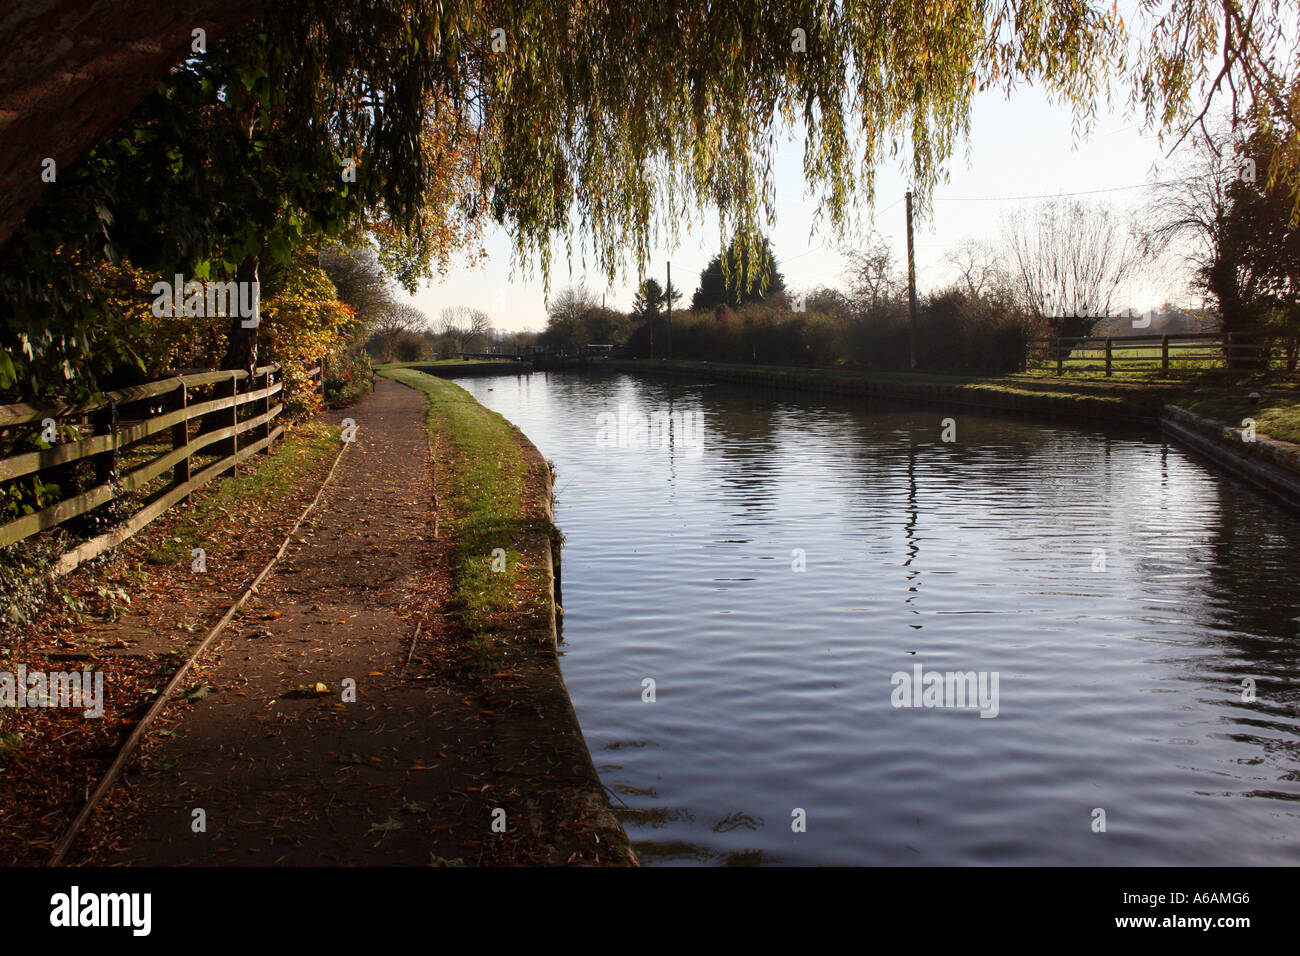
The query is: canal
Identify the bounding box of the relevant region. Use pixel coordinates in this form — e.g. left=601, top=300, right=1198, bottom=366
left=457, top=370, right=1300, bottom=865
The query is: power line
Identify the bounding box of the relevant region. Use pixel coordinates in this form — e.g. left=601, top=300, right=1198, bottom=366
left=784, top=195, right=906, bottom=263
left=776, top=174, right=1205, bottom=265
left=782, top=241, right=832, bottom=262
left=931, top=174, right=1206, bottom=203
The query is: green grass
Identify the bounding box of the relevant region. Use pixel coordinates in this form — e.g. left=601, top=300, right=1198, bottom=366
left=373, top=358, right=514, bottom=369
left=379, top=367, right=541, bottom=668
left=1034, top=341, right=1223, bottom=374
left=146, top=421, right=340, bottom=565
left=1175, top=392, right=1300, bottom=445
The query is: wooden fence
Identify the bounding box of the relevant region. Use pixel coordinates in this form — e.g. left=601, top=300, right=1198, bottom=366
left=0, top=361, right=321, bottom=577
left=1029, top=332, right=1297, bottom=376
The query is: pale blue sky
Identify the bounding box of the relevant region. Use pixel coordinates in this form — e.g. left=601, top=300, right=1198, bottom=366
left=404, top=74, right=1192, bottom=332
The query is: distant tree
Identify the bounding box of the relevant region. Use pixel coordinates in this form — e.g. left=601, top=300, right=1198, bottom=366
left=691, top=235, right=785, bottom=311
left=805, top=287, right=857, bottom=323
left=320, top=245, right=397, bottom=333
left=1001, top=199, right=1149, bottom=338
left=393, top=331, right=430, bottom=363
left=370, top=303, right=428, bottom=362
left=579, top=307, right=631, bottom=346
left=439, top=305, right=492, bottom=354
left=842, top=235, right=901, bottom=308
left=632, top=278, right=666, bottom=322
left=944, top=239, right=1005, bottom=300
left=538, top=285, right=602, bottom=350
left=1146, top=112, right=1300, bottom=368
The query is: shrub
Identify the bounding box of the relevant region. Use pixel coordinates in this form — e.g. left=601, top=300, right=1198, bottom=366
left=325, top=350, right=372, bottom=407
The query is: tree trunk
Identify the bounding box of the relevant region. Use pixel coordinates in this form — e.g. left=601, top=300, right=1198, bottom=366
left=221, top=254, right=260, bottom=376
left=196, top=254, right=259, bottom=448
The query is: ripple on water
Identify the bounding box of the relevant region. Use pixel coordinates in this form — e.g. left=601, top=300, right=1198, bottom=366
left=459, top=372, right=1300, bottom=865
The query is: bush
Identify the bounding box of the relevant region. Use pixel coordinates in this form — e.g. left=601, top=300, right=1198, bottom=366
left=0, top=532, right=71, bottom=650
left=281, top=363, right=323, bottom=419
left=393, top=332, right=430, bottom=363
left=623, top=286, right=1039, bottom=373
left=324, top=350, right=372, bottom=407
left=916, top=288, right=1042, bottom=373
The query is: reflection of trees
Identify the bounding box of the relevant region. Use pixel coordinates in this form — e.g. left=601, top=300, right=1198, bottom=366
left=683, top=380, right=781, bottom=508
left=1189, top=466, right=1300, bottom=653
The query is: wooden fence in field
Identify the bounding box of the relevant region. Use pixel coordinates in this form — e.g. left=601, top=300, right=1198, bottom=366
left=1029, top=332, right=1297, bottom=376
left=0, top=361, right=323, bottom=577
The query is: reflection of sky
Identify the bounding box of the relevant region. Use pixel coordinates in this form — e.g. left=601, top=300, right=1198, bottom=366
left=460, top=372, right=1300, bottom=865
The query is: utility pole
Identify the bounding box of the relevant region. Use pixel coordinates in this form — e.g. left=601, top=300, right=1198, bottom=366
left=905, top=190, right=918, bottom=370
left=666, top=261, right=672, bottom=361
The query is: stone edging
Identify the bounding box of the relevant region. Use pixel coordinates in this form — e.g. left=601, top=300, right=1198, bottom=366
left=1160, top=404, right=1300, bottom=511
left=507, top=423, right=638, bottom=865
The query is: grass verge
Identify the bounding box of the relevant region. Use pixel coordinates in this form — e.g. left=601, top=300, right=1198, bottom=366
left=378, top=368, right=546, bottom=669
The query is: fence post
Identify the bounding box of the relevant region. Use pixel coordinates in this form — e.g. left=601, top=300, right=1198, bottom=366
left=1056, top=337, right=1064, bottom=375
left=170, top=379, right=190, bottom=490
left=258, top=366, right=272, bottom=454
left=1161, top=335, right=1169, bottom=373
left=1104, top=337, right=1112, bottom=377
left=92, top=399, right=118, bottom=486
left=319, top=355, right=327, bottom=398
left=1225, top=332, right=1234, bottom=370
left=222, top=370, right=239, bottom=475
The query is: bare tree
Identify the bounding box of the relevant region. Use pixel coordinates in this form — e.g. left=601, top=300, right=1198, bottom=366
left=370, top=303, right=429, bottom=362
left=1143, top=123, right=1243, bottom=316
left=540, top=285, right=602, bottom=351
left=547, top=284, right=600, bottom=326
left=1001, top=199, right=1150, bottom=327
left=841, top=236, right=901, bottom=308
left=439, top=305, right=492, bottom=354
left=945, top=239, right=1006, bottom=299
left=320, top=245, right=396, bottom=333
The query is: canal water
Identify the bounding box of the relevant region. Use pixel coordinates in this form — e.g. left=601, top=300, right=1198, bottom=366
left=457, top=370, right=1300, bottom=865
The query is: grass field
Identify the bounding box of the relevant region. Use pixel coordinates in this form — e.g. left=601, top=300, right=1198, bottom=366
left=1033, top=341, right=1225, bottom=374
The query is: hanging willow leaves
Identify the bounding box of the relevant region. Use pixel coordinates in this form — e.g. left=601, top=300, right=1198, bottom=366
left=0, top=0, right=1295, bottom=396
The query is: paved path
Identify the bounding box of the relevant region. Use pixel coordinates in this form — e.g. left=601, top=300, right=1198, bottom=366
left=83, top=378, right=512, bottom=865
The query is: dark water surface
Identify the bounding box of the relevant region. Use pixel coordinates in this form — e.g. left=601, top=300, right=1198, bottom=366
left=457, top=371, right=1300, bottom=865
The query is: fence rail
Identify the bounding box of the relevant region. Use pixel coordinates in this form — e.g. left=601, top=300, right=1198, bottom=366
left=1028, top=332, right=1298, bottom=375
left=0, top=361, right=320, bottom=576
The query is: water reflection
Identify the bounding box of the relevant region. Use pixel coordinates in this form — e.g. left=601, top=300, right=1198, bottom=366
left=459, top=372, right=1300, bottom=865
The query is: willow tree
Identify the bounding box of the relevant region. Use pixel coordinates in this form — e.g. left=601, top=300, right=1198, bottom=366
left=2, top=0, right=1295, bottom=396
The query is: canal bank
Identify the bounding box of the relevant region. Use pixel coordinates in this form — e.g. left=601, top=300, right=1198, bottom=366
left=379, top=368, right=634, bottom=865
left=412, top=361, right=533, bottom=376
left=612, top=359, right=1300, bottom=513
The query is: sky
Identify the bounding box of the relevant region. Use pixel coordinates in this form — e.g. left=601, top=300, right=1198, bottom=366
left=401, top=71, right=1196, bottom=334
